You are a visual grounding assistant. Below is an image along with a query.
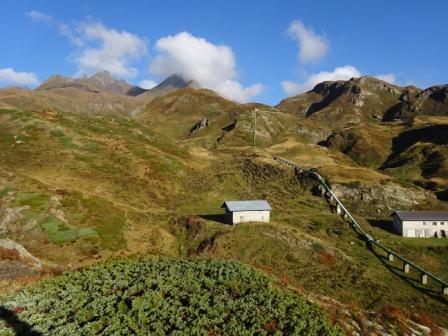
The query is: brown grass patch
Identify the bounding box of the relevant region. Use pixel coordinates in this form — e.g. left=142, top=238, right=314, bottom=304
left=413, top=313, right=445, bottom=336
left=318, top=251, right=336, bottom=266
left=0, top=248, right=21, bottom=261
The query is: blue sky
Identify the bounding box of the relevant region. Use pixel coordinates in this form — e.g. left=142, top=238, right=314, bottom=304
left=1, top=0, right=447, bottom=104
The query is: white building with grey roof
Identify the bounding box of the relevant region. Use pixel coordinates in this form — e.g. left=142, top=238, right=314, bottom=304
left=393, top=211, right=448, bottom=238
left=222, top=200, right=271, bottom=225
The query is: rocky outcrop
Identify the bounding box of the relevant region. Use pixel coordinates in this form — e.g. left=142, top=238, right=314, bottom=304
left=189, top=117, right=209, bottom=135
left=0, top=238, right=41, bottom=268
left=331, top=182, right=436, bottom=216
left=309, top=77, right=401, bottom=114
left=277, top=76, right=405, bottom=127
left=383, top=85, right=448, bottom=121
left=310, top=293, right=447, bottom=336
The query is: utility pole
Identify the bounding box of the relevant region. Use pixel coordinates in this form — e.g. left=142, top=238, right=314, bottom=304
left=252, top=109, right=257, bottom=147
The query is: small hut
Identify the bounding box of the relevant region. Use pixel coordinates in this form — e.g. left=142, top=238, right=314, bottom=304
left=221, top=200, right=271, bottom=225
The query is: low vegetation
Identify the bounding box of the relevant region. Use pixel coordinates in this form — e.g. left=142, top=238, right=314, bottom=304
left=1, top=75, right=448, bottom=332
left=0, top=259, right=340, bottom=335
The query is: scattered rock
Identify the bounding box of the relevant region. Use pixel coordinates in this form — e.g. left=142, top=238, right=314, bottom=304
left=189, top=117, right=209, bottom=134
left=331, top=182, right=435, bottom=216
left=0, top=239, right=41, bottom=269
left=40, top=108, right=59, bottom=120
left=0, top=202, right=29, bottom=235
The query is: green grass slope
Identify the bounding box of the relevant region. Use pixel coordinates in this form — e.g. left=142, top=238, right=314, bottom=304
left=1, top=83, right=448, bottom=333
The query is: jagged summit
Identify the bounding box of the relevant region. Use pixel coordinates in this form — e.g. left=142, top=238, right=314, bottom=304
left=140, top=74, right=200, bottom=99
left=153, top=74, right=191, bottom=90
left=276, top=75, right=429, bottom=126
left=35, top=71, right=201, bottom=99
left=0, top=72, right=207, bottom=114
left=383, top=84, right=448, bottom=121
left=309, top=76, right=402, bottom=96
left=37, top=70, right=135, bottom=96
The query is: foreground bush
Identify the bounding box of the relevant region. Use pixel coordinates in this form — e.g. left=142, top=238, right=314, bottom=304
left=0, top=259, right=340, bottom=335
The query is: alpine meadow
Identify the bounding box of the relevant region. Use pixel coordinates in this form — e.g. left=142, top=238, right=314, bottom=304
left=1, top=1, right=447, bottom=335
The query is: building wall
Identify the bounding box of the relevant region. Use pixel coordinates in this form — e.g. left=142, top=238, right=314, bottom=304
left=231, top=210, right=270, bottom=224
left=394, top=216, right=448, bottom=237
left=393, top=216, right=403, bottom=235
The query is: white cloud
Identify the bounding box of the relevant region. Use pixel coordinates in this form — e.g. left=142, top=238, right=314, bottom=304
left=62, top=21, right=147, bottom=79
left=25, top=10, right=54, bottom=25
left=288, top=20, right=328, bottom=63
left=374, top=73, right=396, bottom=84
left=138, top=79, right=157, bottom=89
left=0, top=68, right=39, bottom=86
left=59, top=23, right=83, bottom=47
left=149, top=31, right=263, bottom=102
left=281, top=65, right=361, bottom=96
left=216, top=81, right=264, bottom=103
left=280, top=81, right=302, bottom=97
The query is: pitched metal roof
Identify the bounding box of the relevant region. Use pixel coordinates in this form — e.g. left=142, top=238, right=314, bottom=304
left=394, top=211, right=448, bottom=221
left=222, top=200, right=272, bottom=212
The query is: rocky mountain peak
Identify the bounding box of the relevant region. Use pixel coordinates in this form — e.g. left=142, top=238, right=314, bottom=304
left=138, top=74, right=201, bottom=99
left=84, top=71, right=132, bottom=95
left=383, top=84, right=448, bottom=121
left=153, top=74, right=192, bottom=90
left=418, top=84, right=448, bottom=102
left=311, top=80, right=346, bottom=96
left=88, top=70, right=115, bottom=85
left=36, top=71, right=135, bottom=96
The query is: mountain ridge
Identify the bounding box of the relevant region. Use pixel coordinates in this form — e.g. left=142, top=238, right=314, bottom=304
left=37, top=71, right=137, bottom=96
left=277, top=76, right=447, bottom=125
left=0, top=72, right=204, bottom=115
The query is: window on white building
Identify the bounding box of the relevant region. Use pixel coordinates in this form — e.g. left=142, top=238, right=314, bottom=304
left=441, top=222, right=445, bottom=225
left=433, top=222, right=437, bottom=225
left=423, top=221, right=426, bottom=225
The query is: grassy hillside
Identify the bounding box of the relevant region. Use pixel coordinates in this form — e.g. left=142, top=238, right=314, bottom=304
left=1, top=82, right=448, bottom=333
left=320, top=122, right=404, bottom=168
left=0, top=107, right=189, bottom=271
left=380, top=119, right=448, bottom=198
left=172, top=155, right=448, bottom=327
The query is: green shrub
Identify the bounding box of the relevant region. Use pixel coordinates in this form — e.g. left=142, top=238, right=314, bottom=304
left=0, top=259, right=340, bottom=335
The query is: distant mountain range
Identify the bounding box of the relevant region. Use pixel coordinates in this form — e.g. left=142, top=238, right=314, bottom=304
left=37, top=71, right=136, bottom=95
left=1, top=71, right=446, bottom=122
left=36, top=71, right=198, bottom=98
left=0, top=72, right=199, bottom=115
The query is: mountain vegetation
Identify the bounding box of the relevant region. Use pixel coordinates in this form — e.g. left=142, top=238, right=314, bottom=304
left=0, top=72, right=447, bottom=334
left=0, top=259, right=340, bottom=335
